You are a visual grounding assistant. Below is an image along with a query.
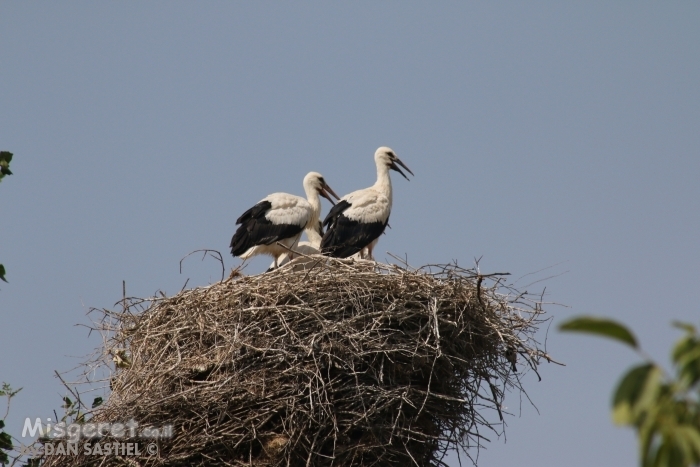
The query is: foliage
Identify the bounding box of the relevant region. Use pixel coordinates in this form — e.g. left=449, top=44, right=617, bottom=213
left=56, top=395, right=103, bottom=427
left=561, top=317, right=700, bottom=467
left=560, top=316, right=638, bottom=349
left=0, top=152, right=11, bottom=181
left=0, top=151, right=13, bottom=284
left=0, top=381, right=104, bottom=467
left=1, top=383, right=23, bottom=466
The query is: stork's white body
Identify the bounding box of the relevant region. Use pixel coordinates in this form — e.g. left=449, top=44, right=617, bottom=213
left=321, top=147, right=412, bottom=260
left=236, top=193, right=312, bottom=261
left=335, top=174, right=391, bottom=260
left=268, top=220, right=323, bottom=271
left=272, top=242, right=367, bottom=271
left=340, top=185, right=392, bottom=224
left=270, top=241, right=321, bottom=271
left=231, top=172, right=332, bottom=268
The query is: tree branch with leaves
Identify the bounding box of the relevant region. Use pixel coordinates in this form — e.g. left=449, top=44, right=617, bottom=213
left=560, top=317, right=700, bottom=467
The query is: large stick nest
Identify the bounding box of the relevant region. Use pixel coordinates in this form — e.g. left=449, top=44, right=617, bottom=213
left=43, top=258, right=551, bottom=467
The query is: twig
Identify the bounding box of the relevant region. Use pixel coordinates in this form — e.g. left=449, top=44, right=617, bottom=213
left=180, top=249, right=226, bottom=282
left=53, top=370, right=83, bottom=412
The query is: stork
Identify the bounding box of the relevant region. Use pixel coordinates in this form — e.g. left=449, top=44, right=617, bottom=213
left=321, top=147, right=413, bottom=259
left=267, top=221, right=324, bottom=271
left=231, top=172, right=339, bottom=269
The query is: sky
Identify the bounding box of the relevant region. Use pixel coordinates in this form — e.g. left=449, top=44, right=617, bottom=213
left=1, top=2, right=699, bottom=466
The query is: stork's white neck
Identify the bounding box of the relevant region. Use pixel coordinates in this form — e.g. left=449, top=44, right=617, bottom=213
left=305, top=225, right=323, bottom=248
left=303, top=182, right=322, bottom=234
left=374, top=161, right=393, bottom=206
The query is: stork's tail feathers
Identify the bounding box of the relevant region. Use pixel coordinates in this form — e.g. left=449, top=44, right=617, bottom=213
left=230, top=227, right=250, bottom=257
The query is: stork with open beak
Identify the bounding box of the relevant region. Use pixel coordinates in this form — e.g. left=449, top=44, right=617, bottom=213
left=231, top=172, right=339, bottom=269
left=321, top=147, right=413, bottom=260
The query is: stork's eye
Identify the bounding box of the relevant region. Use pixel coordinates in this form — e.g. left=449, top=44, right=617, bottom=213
left=319, top=177, right=325, bottom=185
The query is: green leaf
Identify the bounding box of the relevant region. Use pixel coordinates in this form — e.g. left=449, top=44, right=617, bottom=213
left=672, top=335, right=698, bottom=364
left=663, top=440, right=686, bottom=467
left=672, top=321, right=697, bottom=334
left=0, top=420, right=4, bottom=429
left=0, top=431, right=12, bottom=450
left=62, top=396, right=73, bottom=409
left=560, top=316, right=639, bottom=349
left=672, top=428, right=693, bottom=466
left=672, top=332, right=700, bottom=389
left=678, top=360, right=700, bottom=391
left=639, top=414, right=659, bottom=467
left=0, top=264, right=7, bottom=283
left=0, top=151, right=11, bottom=181
left=0, top=451, right=9, bottom=465
left=612, top=363, right=662, bottom=425
left=681, top=425, right=700, bottom=460
left=671, top=425, right=700, bottom=464
left=92, top=397, right=103, bottom=408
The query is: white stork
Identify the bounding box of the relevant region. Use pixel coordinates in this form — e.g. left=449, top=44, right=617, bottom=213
left=321, top=147, right=413, bottom=259
left=230, top=172, right=339, bottom=269
left=266, top=222, right=323, bottom=271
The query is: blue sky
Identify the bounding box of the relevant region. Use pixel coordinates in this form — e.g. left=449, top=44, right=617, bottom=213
left=2, top=3, right=699, bottom=466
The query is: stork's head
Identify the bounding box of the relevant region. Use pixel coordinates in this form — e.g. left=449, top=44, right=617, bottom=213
left=303, top=172, right=340, bottom=205
left=374, top=147, right=414, bottom=181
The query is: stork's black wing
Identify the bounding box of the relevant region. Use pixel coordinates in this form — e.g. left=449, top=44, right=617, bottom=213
left=321, top=200, right=388, bottom=258
left=322, top=200, right=351, bottom=229
left=230, top=201, right=304, bottom=257
left=235, top=201, right=271, bottom=225
left=316, top=220, right=324, bottom=238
